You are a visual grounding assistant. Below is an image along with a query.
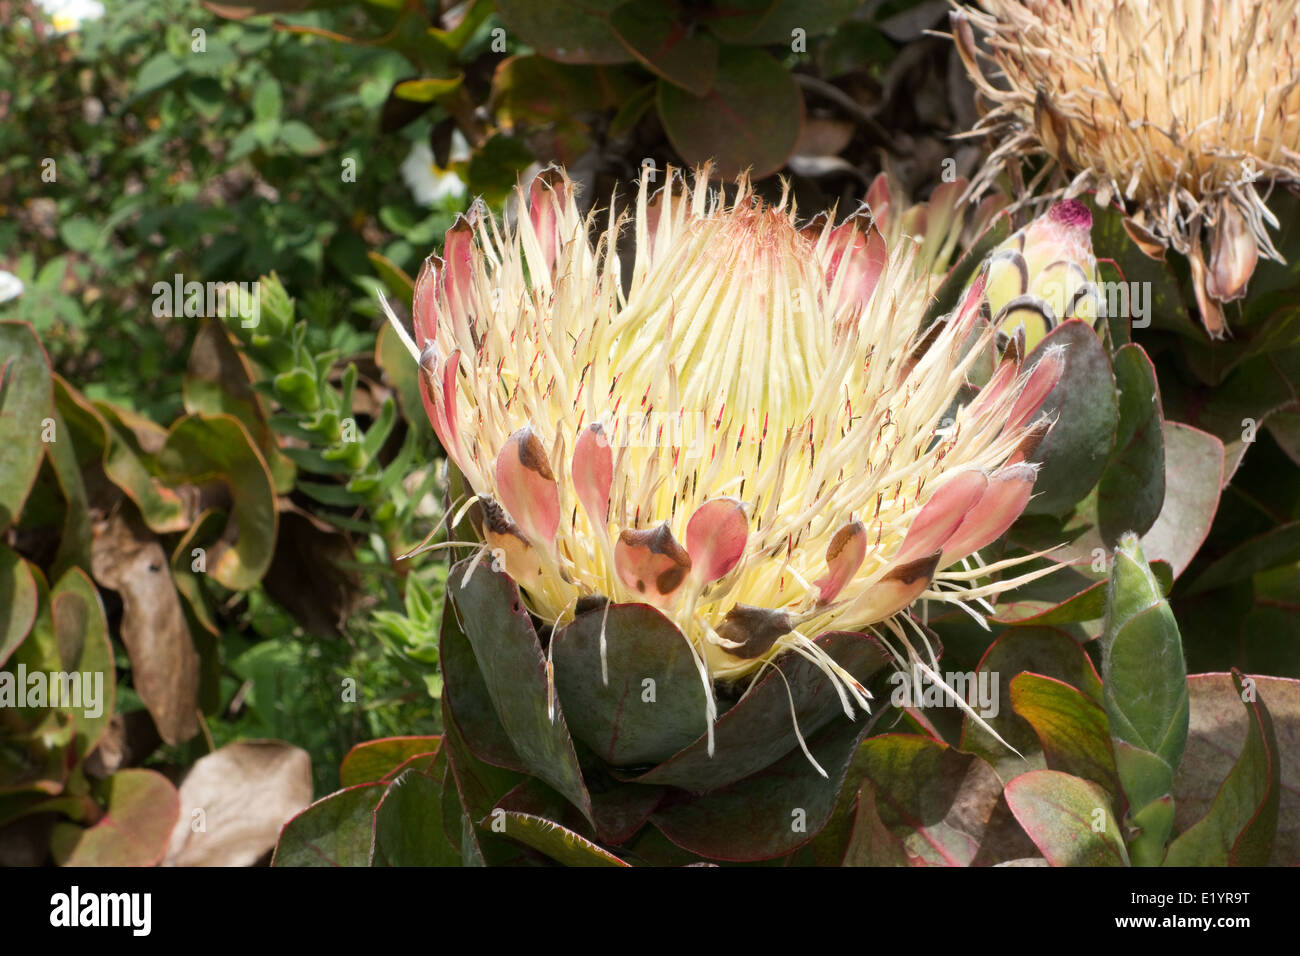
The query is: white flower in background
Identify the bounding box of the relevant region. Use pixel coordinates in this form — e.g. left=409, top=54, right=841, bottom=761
left=0, top=271, right=24, bottom=304
left=400, top=134, right=469, bottom=207
left=34, top=0, right=105, bottom=33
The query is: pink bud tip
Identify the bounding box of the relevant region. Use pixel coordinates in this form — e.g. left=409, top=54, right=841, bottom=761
left=1049, top=199, right=1091, bottom=230
left=495, top=426, right=560, bottom=547
left=686, top=498, right=749, bottom=583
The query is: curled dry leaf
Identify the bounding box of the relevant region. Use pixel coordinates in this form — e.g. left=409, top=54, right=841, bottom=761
left=89, top=507, right=199, bottom=746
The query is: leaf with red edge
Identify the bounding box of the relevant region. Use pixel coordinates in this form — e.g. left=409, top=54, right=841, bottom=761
left=657, top=47, right=802, bottom=180
left=704, top=0, right=861, bottom=45
left=1010, top=673, right=1120, bottom=800
left=629, top=631, right=889, bottom=792
left=1184, top=675, right=1300, bottom=863
left=49, top=567, right=116, bottom=760
left=156, top=413, right=278, bottom=591
left=609, top=4, right=718, bottom=95
left=272, top=783, right=384, bottom=867
left=51, top=769, right=180, bottom=866
left=440, top=695, right=526, bottom=827
left=841, top=779, right=910, bottom=866
left=490, top=807, right=630, bottom=866
left=1140, top=422, right=1223, bottom=578
left=494, top=0, right=634, bottom=65
left=487, top=781, right=630, bottom=866
left=847, top=735, right=1006, bottom=866
left=960, top=626, right=1103, bottom=781
left=0, top=545, right=37, bottom=668
left=439, top=592, right=525, bottom=771
left=203, top=0, right=314, bottom=19
left=447, top=559, right=591, bottom=820
left=552, top=602, right=706, bottom=766
left=1022, top=321, right=1118, bottom=516
left=1004, top=770, right=1129, bottom=866
left=1165, top=670, right=1283, bottom=866
left=0, top=322, right=52, bottom=531
left=340, top=736, right=441, bottom=787
left=1097, top=344, right=1165, bottom=546
left=649, top=701, right=871, bottom=862
left=372, top=761, right=461, bottom=867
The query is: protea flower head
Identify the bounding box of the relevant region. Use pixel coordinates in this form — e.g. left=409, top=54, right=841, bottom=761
left=385, top=165, right=1065, bottom=754
left=953, top=0, right=1300, bottom=337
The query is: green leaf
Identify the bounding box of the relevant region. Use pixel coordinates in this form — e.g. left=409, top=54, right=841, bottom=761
left=441, top=696, right=526, bottom=825
left=845, top=735, right=1008, bottom=866
left=657, top=47, right=803, bottom=180
left=705, top=0, right=861, bottom=45
left=339, top=736, right=441, bottom=787
left=1010, top=673, right=1119, bottom=799
left=1022, top=320, right=1118, bottom=515
left=1113, top=740, right=1176, bottom=825
left=366, top=251, right=416, bottom=304
left=51, top=769, right=180, bottom=866
left=608, top=5, right=718, bottom=95
left=1097, top=344, right=1165, bottom=545
left=277, top=120, right=327, bottom=157
left=494, top=0, right=634, bottom=64
left=1101, top=535, right=1189, bottom=774
left=1187, top=521, right=1300, bottom=595
left=551, top=603, right=707, bottom=766
left=447, top=560, right=592, bottom=822
left=184, top=319, right=295, bottom=494
left=375, top=323, right=431, bottom=439
left=1127, top=794, right=1175, bottom=867
left=467, top=134, right=537, bottom=208
left=0, top=323, right=53, bottom=530
left=841, top=779, right=910, bottom=866
left=991, top=568, right=1107, bottom=626
left=58, top=219, right=100, bottom=254
left=49, top=567, right=116, bottom=760
left=0, top=545, right=37, bottom=668
left=55, top=383, right=188, bottom=533
left=44, top=394, right=94, bottom=578
left=1004, top=770, right=1129, bottom=866
left=649, top=698, right=872, bottom=862
left=372, top=764, right=461, bottom=866
left=272, top=784, right=384, bottom=867
left=496, top=810, right=631, bottom=865
left=1091, top=205, right=1197, bottom=340
left=439, top=587, right=525, bottom=771
left=1168, top=672, right=1289, bottom=866
left=486, top=782, right=630, bottom=866
left=627, top=631, right=889, bottom=792
left=959, top=626, right=1103, bottom=782
left=251, top=77, right=282, bottom=124
left=135, top=53, right=185, bottom=96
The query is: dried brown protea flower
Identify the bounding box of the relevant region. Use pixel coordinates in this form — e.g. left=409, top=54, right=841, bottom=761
left=952, top=0, right=1300, bottom=337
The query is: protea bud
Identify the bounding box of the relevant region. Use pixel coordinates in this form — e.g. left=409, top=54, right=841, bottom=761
left=387, top=165, right=1060, bottom=754
left=983, top=199, right=1102, bottom=354
left=954, top=0, right=1300, bottom=337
